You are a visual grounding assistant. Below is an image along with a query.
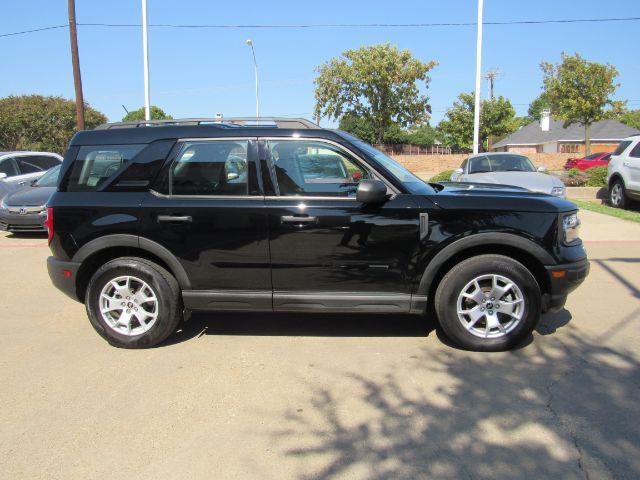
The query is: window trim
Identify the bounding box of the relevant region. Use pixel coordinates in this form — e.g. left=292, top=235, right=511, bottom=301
left=260, top=136, right=399, bottom=200
left=162, top=137, right=258, bottom=199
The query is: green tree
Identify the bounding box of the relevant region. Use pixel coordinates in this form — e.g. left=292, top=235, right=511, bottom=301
left=0, top=95, right=107, bottom=153
left=338, top=113, right=410, bottom=144
left=405, top=124, right=437, bottom=147
left=122, top=105, right=172, bottom=122
left=526, top=92, right=551, bottom=123
left=437, top=93, right=516, bottom=151
left=314, top=44, right=437, bottom=144
left=541, top=53, right=619, bottom=155
left=618, top=109, right=640, bottom=130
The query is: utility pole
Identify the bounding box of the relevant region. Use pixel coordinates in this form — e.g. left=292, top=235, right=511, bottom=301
left=484, top=69, right=500, bottom=100
left=142, top=0, right=151, bottom=121
left=67, top=0, right=85, bottom=130
left=472, top=0, right=484, bottom=154
left=484, top=69, right=500, bottom=151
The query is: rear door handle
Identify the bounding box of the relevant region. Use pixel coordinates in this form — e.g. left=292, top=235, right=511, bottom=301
left=281, top=215, right=318, bottom=224
left=157, top=215, right=192, bottom=223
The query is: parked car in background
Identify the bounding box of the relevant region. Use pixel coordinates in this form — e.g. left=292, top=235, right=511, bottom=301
left=564, top=152, right=612, bottom=171
left=45, top=117, right=587, bottom=352
left=0, top=164, right=60, bottom=232
left=0, top=151, right=62, bottom=200
left=608, top=135, right=640, bottom=209
left=450, top=152, right=567, bottom=198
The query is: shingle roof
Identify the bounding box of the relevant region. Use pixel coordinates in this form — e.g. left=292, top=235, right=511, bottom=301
left=493, top=119, right=640, bottom=149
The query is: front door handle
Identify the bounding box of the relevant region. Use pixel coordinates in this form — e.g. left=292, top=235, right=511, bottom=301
left=157, top=215, right=192, bottom=223
left=281, top=215, right=318, bottom=224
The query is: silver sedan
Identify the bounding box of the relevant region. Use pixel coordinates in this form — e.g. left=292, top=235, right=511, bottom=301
left=450, top=152, right=566, bottom=198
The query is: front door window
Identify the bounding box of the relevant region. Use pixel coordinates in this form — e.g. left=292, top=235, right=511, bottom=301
left=267, top=140, right=370, bottom=197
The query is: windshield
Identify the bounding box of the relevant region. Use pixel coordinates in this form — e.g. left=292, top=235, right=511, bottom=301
left=34, top=165, right=61, bottom=187
left=468, top=154, right=536, bottom=174
left=335, top=131, right=433, bottom=194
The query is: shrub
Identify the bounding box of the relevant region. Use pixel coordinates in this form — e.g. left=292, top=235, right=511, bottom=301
left=562, top=168, right=589, bottom=187
left=429, top=170, right=455, bottom=182
left=585, top=166, right=608, bottom=187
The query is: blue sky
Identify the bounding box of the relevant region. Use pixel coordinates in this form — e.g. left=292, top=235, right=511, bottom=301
left=2, top=1, right=639, bottom=126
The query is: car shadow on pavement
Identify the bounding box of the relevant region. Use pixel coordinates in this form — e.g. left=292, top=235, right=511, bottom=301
left=162, top=308, right=573, bottom=350
left=161, top=312, right=439, bottom=347
left=268, top=329, right=640, bottom=479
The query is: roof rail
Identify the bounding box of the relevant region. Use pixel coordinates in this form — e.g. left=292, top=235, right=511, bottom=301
left=94, top=117, right=320, bottom=130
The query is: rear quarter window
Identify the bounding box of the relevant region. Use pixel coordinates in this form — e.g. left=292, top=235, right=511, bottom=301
left=65, top=144, right=145, bottom=191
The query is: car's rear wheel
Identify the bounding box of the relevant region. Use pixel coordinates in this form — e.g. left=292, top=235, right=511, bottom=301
left=609, top=179, right=628, bottom=209
left=435, top=254, right=541, bottom=351
left=85, top=257, right=182, bottom=348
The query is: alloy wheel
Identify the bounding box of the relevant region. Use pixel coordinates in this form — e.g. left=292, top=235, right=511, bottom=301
left=99, top=275, right=159, bottom=336
left=456, top=274, right=525, bottom=338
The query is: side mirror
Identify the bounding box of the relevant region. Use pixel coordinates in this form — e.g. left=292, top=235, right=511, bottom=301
left=356, top=179, right=388, bottom=204
left=537, top=166, right=548, bottom=173
left=0, top=173, right=7, bottom=180
left=451, top=168, right=464, bottom=180
left=227, top=172, right=239, bottom=181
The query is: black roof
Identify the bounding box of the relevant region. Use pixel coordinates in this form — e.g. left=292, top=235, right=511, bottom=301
left=71, top=117, right=327, bottom=146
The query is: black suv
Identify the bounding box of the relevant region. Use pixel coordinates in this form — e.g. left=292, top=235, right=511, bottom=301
left=46, top=118, right=589, bottom=351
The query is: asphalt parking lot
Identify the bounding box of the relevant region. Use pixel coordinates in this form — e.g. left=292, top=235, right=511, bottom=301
left=1, top=209, right=639, bottom=480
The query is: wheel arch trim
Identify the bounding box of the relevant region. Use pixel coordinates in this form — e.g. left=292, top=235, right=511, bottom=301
left=72, top=234, right=191, bottom=289
left=416, top=232, right=555, bottom=297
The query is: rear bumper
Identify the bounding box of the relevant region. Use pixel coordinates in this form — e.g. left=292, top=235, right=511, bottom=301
left=47, top=256, right=82, bottom=302
left=0, top=211, right=46, bottom=232
left=542, top=258, right=590, bottom=312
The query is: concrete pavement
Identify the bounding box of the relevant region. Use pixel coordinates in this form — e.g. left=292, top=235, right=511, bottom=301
left=0, top=209, right=639, bottom=479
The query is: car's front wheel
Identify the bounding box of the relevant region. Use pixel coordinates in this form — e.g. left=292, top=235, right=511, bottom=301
left=609, top=179, right=628, bottom=209
left=85, top=257, right=183, bottom=348
left=435, top=254, right=541, bottom=351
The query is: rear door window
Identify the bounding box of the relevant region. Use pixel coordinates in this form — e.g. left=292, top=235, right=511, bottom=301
left=15, top=155, right=61, bottom=174
left=630, top=142, right=640, bottom=159
left=613, top=141, right=632, bottom=156
left=66, top=145, right=145, bottom=191
left=170, top=140, right=249, bottom=196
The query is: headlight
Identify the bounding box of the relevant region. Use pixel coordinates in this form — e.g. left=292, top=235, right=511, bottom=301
left=0, top=197, right=8, bottom=209
left=562, top=212, right=581, bottom=244
left=551, top=186, right=566, bottom=197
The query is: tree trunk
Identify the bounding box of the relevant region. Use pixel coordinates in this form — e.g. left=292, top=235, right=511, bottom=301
left=584, top=123, right=591, bottom=156
left=68, top=0, right=85, bottom=130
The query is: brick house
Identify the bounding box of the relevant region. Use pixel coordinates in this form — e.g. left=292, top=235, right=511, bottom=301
left=492, top=110, right=640, bottom=155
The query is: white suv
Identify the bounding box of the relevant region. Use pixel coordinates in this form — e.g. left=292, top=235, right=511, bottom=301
left=608, top=135, right=640, bottom=209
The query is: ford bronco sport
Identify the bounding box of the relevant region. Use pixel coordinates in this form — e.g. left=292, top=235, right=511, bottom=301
left=46, top=118, right=589, bottom=351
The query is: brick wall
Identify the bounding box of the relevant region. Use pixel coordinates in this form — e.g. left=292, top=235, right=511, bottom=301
left=391, top=153, right=573, bottom=176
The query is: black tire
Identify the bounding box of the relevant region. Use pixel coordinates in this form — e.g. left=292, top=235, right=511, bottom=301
left=609, top=178, right=628, bottom=209
left=85, top=257, right=183, bottom=348
left=434, top=254, right=541, bottom=352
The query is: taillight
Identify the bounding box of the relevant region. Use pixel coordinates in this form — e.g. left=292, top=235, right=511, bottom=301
left=45, top=207, right=54, bottom=245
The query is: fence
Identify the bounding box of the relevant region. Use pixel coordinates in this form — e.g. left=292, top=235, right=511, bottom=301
left=372, top=144, right=454, bottom=156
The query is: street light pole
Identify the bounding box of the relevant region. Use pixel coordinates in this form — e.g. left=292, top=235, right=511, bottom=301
left=472, top=0, right=484, bottom=154
left=246, top=39, right=260, bottom=118
left=142, top=0, right=151, bottom=121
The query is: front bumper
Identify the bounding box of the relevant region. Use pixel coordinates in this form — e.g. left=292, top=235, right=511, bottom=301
left=0, top=210, right=47, bottom=232
left=542, top=258, right=590, bottom=312
left=47, top=256, right=82, bottom=302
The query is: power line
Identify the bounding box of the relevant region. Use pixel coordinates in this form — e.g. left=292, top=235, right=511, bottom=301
left=0, top=24, right=67, bottom=38
left=2, top=16, right=640, bottom=38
